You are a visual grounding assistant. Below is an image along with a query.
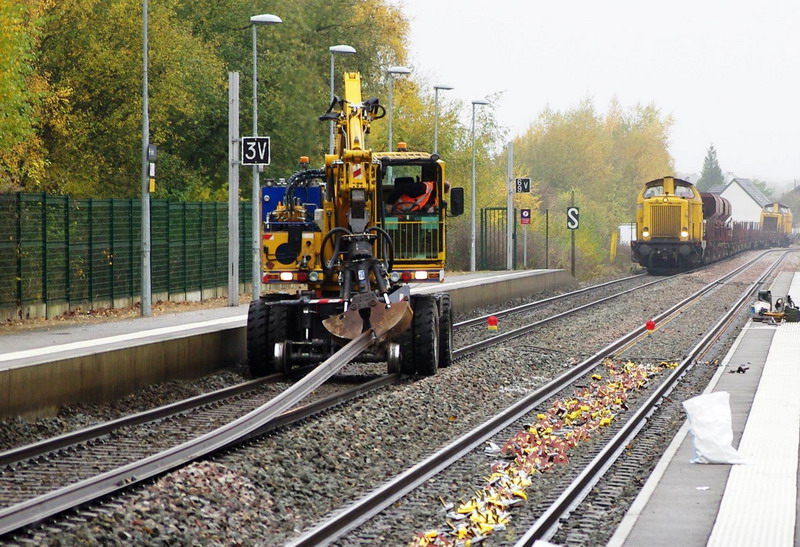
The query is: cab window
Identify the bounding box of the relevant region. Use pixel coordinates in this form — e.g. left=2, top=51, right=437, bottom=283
left=675, top=185, right=694, bottom=198
left=643, top=185, right=664, bottom=198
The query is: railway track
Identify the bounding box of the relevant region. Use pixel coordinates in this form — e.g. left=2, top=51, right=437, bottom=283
left=287, top=251, right=787, bottom=545
left=0, top=332, right=381, bottom=536
left=0, top=272, right=655, bottom=538
left=0, top=256, right=779, bottom=539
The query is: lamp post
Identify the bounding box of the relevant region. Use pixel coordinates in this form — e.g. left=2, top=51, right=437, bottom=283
left=386, top=66, right=412, bottom=153
left=141, top=0, right=151, bottom=316
left=386, top=66, right=411, bottom=183
left=470, top=99, right=490, bottom=272
left=250, top=13, right=282, bottom=301
left=329, top=45, right=356, bottom=154
left=432, top=84, right=453, bottom=155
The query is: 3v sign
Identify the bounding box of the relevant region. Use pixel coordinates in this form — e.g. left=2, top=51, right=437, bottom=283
left=241, top=136, right=271, bottom=165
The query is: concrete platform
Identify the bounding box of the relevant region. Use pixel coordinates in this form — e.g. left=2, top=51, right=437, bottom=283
left=609, top=271, right=800, bottom=547
left=0, top=269, right=574, bottom=419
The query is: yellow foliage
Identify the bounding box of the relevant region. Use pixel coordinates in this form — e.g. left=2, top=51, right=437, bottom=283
left=503, top=99, right=673, bottom=278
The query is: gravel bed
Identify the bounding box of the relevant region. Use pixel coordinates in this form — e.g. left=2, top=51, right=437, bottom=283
left=6, top=251, right=789, bottom=545
left=552, top=250, right=800, bottom=547
left=346, top=252, right=780, bottom=546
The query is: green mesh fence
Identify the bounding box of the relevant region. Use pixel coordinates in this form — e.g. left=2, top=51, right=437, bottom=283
left=0, top=193, right=252, bottom=309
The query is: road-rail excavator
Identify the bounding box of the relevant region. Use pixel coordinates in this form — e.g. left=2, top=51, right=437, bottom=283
left=246, top=72, right=464, bottom=376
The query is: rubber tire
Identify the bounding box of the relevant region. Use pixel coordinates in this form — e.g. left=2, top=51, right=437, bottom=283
left=399, top=324, right=416, bottom=375
left=400, top=295, right=440, bottom=376
left=247, top=299, right=273, bottom=376
left=437, top=293, right=453, bottom=368
left=267, top=303, right=290, bottom=373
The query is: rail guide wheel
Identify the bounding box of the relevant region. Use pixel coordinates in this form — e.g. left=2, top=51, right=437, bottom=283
left=400, top=294, right=440, bottom=376
left=268, top=303, right=291, bottom=374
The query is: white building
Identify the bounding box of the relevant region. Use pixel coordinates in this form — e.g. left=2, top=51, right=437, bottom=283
left=707, top=178, right=771, bottom=223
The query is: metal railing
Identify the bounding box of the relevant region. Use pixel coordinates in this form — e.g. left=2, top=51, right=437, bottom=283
left=382, top=215, right=443, bottom=261
left=0, top=193, right=252, bottom=313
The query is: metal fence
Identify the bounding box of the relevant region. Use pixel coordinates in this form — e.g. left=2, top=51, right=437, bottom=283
left=480, top=207, right=517, bottom=270
left=0, top=193, right=252, bottom=311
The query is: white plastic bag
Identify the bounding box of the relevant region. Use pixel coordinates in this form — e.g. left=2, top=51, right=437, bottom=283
left=682, top=391, right=744, bottom=464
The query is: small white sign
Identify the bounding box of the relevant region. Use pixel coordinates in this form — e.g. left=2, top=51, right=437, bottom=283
left=567, top=206, right=580, bottom=230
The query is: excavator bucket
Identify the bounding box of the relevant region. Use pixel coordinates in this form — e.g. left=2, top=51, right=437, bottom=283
left=323, top=300, right=413, bottom=343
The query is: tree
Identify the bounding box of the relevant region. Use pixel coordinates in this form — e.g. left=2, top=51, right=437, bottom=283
left=9, top=0, right=412, bottom=199
left=505, top=98, right=673, bottom=277
left=696, top=144, right=724, bottom=191
left=0, top=0, right=49, bottom=192
left=750, top=178, right=773, bottom=200
left=776, top=187, right=800, bottom=228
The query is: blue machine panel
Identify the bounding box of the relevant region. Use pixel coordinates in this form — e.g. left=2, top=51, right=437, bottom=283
left=261, top=186, right=322, bottom=224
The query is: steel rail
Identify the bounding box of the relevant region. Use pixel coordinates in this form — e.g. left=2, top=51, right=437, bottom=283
left=455, top=273, right=648, bottom=328
left=0, top=330, right=377, bottom=537
left=0, top=375, right=281, bottom=467
left=286, top=252, right=776, bottom=546
left=453, top=251, right=768, bottom=359
left=514, top=251, right=788, bottom=545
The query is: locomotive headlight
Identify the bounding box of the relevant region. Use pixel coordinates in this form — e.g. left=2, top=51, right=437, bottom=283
left=662, top=197, right=669, bottom=203
left=642, top=228, right=650, bottom=238
left=389, top=271, right=401, bottom=283
left=681, top=228, right=689, bottom=238
left=308, top=271, right=321, bottom=283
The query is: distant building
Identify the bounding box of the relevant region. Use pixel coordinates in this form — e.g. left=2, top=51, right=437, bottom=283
left=705, top=178, right=771, bottom=223
left=618, top=222, right=636, bottom=244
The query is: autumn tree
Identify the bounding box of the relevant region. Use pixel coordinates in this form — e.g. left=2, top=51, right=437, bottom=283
left=7, top=0, right=411, bottom=199
left=505, top=99, right=673, bottom=278
left=696, top=144, right=725, bottom=191
left=0, top=0, right=50, bottom=192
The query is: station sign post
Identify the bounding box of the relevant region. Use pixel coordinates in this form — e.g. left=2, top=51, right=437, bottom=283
left=567, top=193, right=578, bottom=277
left=520, top=208, right=531, bottom=267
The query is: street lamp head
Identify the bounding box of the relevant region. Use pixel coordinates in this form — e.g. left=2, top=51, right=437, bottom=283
left=472, top=99, right=490, bottom=106
left=330, top=44, right=356, bottom=55
left=250, top=14, right=282, bottom=25
left=387, top=65, right=412, bottom=75
left=434, top=84, right=454, bottom=91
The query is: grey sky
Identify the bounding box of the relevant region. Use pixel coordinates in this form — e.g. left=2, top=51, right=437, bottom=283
left=400, top=0, right=800, bottom=186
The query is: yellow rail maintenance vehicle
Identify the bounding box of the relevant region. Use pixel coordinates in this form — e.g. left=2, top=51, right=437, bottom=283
left=247, top=72, right=464, bottom=378
left=760, top=202, right=794, bottom=247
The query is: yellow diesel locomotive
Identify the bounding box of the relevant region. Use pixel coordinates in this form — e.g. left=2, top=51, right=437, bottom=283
left=631, top=176, right=707, bottom=272
left=631, top=176, right=790, bottom=273
left=760, top=202, right=794, bottom=247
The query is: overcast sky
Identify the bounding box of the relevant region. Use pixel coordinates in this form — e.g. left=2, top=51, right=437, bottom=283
left=399, top=0, right=800, bottom=188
